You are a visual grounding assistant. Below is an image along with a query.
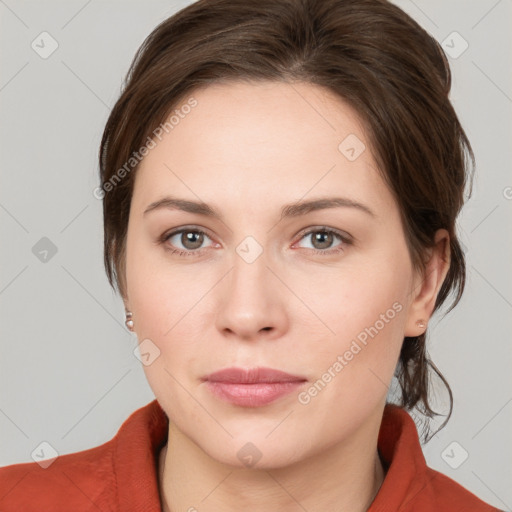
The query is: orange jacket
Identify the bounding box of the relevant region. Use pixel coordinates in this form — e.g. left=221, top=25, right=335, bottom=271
left=0, top=400, right=502, bottom=511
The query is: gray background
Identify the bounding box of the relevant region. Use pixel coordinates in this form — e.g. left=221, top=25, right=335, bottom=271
left=0, top=0, right=511, bottom=509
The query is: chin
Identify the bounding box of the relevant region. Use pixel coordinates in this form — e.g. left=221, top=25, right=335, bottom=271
left=199, top=434, right=307, bottom=471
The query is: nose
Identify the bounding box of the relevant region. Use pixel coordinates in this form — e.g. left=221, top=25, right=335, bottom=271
left=214, top=249, right=288, bottom=342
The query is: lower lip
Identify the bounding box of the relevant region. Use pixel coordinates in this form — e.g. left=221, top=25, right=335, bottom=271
left=205, top=381, right=305, bottom=407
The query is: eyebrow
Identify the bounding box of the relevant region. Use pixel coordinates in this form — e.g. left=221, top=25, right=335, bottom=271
left=143, top=195, right=376, bottom=220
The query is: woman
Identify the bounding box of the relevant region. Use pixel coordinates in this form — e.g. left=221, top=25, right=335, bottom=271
left=0, top=0, right=503, bottom=510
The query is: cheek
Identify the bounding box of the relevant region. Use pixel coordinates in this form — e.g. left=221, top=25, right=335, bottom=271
left=129, top=272, right=207, bottom=402
left=299, top=246, right=412, bottom=393
left=308, top=246, right=411, bottom=341
left=125, top=238, right=221, bottom=387
left=125, top=226, right=204, bottom=335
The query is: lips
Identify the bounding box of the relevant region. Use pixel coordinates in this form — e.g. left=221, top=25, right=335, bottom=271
left=203, top=367, right=306, bottom=384
left=202, top=367, right=307, bottom=407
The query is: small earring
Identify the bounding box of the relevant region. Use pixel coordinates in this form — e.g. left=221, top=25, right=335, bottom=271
left=416, top=319, right=426, bottom=329
left=125, top=311, right=134, bottom=332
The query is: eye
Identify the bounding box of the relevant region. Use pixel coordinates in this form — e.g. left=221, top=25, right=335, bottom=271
left=293, top=227, right=352, bottom=255
left=159, top=227, right=215, bottom=257
left=159, top=225, right=352, bottom=258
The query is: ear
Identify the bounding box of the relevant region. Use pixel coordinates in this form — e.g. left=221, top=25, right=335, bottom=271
left=121, top=283, right=130, bottom=310
left=113, top=239, right=129, bottom=306
left=404, top=229, right=451, bottom=337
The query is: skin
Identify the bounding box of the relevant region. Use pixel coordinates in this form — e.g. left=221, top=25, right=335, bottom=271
left=123, top=81, right=450, bottom=512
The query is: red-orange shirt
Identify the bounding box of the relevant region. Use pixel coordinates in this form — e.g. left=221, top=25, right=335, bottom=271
left=0, top=400, right=502, bottom=511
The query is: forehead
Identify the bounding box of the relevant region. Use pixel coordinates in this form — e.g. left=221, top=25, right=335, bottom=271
left=132, top=81, right=395, bottom=220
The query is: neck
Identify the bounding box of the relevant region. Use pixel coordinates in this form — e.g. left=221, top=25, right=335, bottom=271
left=158, top=410, right=386, bottom=512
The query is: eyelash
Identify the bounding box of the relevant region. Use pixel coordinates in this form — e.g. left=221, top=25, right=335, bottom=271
left=159, top=226, right=352, bottom=258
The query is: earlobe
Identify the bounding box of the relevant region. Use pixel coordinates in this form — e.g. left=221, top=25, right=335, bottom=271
left=125, top=310, right=135, bottom=332
left=123, top=294, right=134, bottom=332
left=404, top=229, right=451, bottom=337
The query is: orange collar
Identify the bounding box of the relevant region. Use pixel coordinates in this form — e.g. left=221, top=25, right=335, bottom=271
left=0, top=400, right=499, bottom=511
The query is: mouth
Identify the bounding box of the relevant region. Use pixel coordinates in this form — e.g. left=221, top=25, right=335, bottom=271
left=202, top=367, right=307, bottom=407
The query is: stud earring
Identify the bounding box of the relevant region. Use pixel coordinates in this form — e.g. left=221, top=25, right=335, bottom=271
left=125, top=311, right=134, bottom=332
left=416, top=319, right=426, bottom=329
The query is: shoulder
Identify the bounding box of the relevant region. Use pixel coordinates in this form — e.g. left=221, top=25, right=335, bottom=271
left=0, top=399, right=167, bottom=512
left=373, top=404, right=502, bottom=512
left=0, top=435, right=118, bottom=511
left=414, top=466, right=503, bottom=512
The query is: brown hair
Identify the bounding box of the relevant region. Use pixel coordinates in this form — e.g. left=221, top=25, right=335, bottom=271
left=99, top=0, right=474, bottom=441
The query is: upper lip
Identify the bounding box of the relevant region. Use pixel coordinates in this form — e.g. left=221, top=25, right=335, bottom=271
left=203, top=367, right=307, bottom=384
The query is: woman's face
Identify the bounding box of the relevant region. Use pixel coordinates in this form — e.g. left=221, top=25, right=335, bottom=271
left=125, top=81, right=428, bottom=468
